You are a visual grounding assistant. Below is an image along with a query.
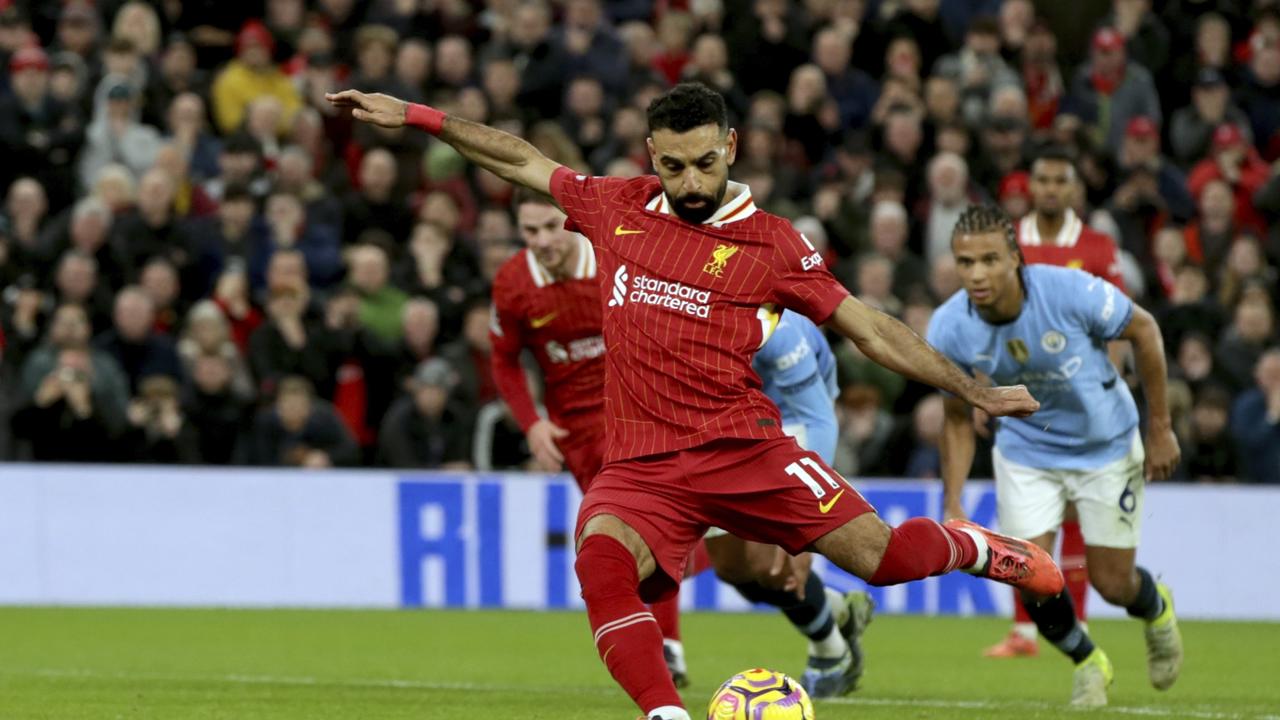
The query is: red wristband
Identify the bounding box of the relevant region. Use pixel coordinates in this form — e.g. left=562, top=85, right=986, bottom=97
left=405, top=103, right=446, bottom=135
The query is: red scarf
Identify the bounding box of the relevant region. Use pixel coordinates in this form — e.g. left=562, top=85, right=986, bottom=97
left=1090, top=67, right=1122, bottom=95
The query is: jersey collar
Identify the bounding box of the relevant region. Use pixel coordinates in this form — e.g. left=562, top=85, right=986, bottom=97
left=526, top=234, right=596, bottom=288
left=645, top=181, right=758, bottom=227
left=1019, top=209, right=1082, bottom=247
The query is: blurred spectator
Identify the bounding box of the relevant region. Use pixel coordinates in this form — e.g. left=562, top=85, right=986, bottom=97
left=1187, top=124, right=1270, bottom=235
left=394, top=38, right=431, bottom=101
left=1215, top=298, right=1276, bottom=392
left=853, top=253, right=902, bottom=317
left=884, top=0, right=951, bottom=75
left=433, top=35, right=474, bottom=91
left=933, top=16, right=1019, bottom=128
left=1237, top=31, right=1280, bottom=160
left=784, top=64, right=840, bottom=167
left=122, top=374, right=201, bottom=463
left=350, top=24, right=411, bottom=99
left=52, top=250, right=111, bottom=332
left=1159, top=265, right=1225, bottom=352
left=276, top=145, right=342, bottom=230
left=250, top=191, right=342, bottom=291
left=240, top=375, right=358, bottom=467
left=1164, top=12, right=1233, bottom=113
left=905, top=393, right=944, bottom=478
left=93, top=286, right=183, bottom=392
left=1229, top=348, right=1280, bottom=483
left=862, top=200, right=925, bottom=300
left=1020, top=21, right=1064, bottom=132
left=1182, top=384, right=1237, bottom=482
left=558, top=0, right=628, bottom=96
left=1149, top=226, right=1189, bottom=299
left=5, top=179, right=52, bottom=271
left=145, top=36, right=211, bottom=131
left=1065, top=27, right=1161, bottom=159
left=153, top=143, right=218, bottom=220
left=61, top=198, right=121, bottom=288
left=441, top=299, right=499, bottom=410
left=347, top=243, right=408, bottom=344
left=139, top=257, right=184, bottom=335
left=833, top=384, right=900, bottom=478
left=397, top=297, right=440, bottom=374
left=1185, top=178, right=1239, bottom=270
left=0, top=47, right=85, bottom=212
left=1217, top=236, right=1277, bottom=309
left=165, top=92, right=222, bottom=183
left=108, top=168, right=188, bottom=278
left=211, top=20, right=301, bottom=136
left=13, top=303, right=128, bottom=461
left=1100, top=0, right=1170, bottom=79
left=1169, top=69, right=1252, bottom=170
left=247, top=263, right=336, bottom=398
left=377, top=357, right=472, bottom=469
left=341, top=147, right=413, bottom=247
left=189, top=184, right=257, bottom=298
left=561, top=76, right=610, bottom=160
left=184, top=350, right=253, bottom=465
left=919, top=152, right=976, bottom=265
left=727, top=0, right=809, bottom=96
left=177, top=299, right=254, bottom=399
left=1174, top=332, right=1233, bottom=397
left=54, top=2, right=101, bottom=66
left=998, top=171, right=1031, bottom=220
left=1114, top=116, right=1194, bottom=223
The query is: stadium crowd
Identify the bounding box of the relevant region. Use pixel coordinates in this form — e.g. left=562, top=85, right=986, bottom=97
left=0, top=0, right=1277, bottom=482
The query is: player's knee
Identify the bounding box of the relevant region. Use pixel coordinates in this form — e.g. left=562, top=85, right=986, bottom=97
left=814, top=513, right=892, bottom=581
left=575, top=514, right=656, bottom=581
left=1089, top=566, right=1138, bottom=606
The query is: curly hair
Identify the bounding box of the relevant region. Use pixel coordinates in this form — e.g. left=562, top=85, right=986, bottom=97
left=646, top=82, right=728, bottom=134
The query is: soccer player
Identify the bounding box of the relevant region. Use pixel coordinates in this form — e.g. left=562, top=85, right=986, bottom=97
left=490, top=190, right=871, bottom=697
left=929, top=205, right=1184, bottom=707
left=329, top=83, right=1062, bottom=720
left=983, top=148, right=1130, bottom=658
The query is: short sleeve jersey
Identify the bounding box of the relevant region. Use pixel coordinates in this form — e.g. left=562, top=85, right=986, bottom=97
left=549, top=167, right=850, bottom=462
left=490, top=237, right=606, bottom=429
left=926, top=265, right=1139, bottom=470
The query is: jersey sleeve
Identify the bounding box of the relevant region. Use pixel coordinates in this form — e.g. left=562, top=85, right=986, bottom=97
left=769, top=221, right=850, bottom=325
left=549, top=166, right=628, bottom=244
left=1066, top=269, right=1134, bottom=341
left=488, top=274, right=542, bottom=433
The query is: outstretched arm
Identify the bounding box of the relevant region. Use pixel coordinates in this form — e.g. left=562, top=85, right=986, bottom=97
left=326, top=90, right=562, bottom=196
left=941, top=396, right=977, bottom=521
left=826, top=295, right=1040, bottom=418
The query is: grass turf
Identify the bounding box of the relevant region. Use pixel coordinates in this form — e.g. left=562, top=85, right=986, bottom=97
left=0, top=608, right=1277, bottom=719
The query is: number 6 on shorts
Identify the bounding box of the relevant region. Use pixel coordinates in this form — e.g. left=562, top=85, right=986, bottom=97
left=785, top=457, right=843, bottom=499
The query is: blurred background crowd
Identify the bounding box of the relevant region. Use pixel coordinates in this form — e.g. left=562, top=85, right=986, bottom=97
left=0, top=0, right=1277, bottom=482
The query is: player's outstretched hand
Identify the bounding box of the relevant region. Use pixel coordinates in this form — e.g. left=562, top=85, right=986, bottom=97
left=1144, top=424, right=1181, bottom=481
left=974, top=385, right=1040, bottom=418
left=527, top=419, right=569, bottom=473
left=325, top=90, right=406, bottom=128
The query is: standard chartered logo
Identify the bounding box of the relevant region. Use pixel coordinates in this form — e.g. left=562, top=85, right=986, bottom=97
left=606, top=263, right=712, bottom=318
left=609, top=265, right=629, bottom=307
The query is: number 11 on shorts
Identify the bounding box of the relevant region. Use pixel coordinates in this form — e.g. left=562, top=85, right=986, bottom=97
left=785, top=458, right=843, bottom=499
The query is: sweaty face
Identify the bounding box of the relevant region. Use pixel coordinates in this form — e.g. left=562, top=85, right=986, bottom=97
left=952, top=230, right=1020, bottom=311
left=648, top=125, right=735, bottom=224
left=1029, top=159, right=1073, bottom=217
left=518, top=201, right=576, bottom=275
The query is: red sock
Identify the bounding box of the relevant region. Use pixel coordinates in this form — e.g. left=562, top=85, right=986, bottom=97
left=651, top=593, right=681, bottom=642
left=868, top=517, right=978, bottom=586
left=575, top=535, right=683, bottom=714
left=1059, top=520, right=1089, bottom=622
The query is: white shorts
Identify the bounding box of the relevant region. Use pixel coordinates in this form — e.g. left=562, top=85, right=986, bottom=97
left=993, top=432, right=1145, bottom=549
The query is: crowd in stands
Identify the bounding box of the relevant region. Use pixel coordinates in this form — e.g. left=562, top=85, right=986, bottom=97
left=0, top=0, right=1277, bottom=483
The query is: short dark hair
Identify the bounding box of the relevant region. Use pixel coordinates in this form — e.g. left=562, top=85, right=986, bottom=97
left=951, top=204, right=1022, bottom=264
left=512, top=186, right=555, bottom=211
left=968, top=16, right=1000, bottom=38
left=647, top=82, right=728, bottom=134
left=1032, top=146, right=1078, bottom=174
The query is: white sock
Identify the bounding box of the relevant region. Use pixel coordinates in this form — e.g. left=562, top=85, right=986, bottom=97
left=1013, top=622, right=1037, bottom=641
left=808, top=623, right=848, bottom=659
left=957, top=527, right=990, bottom=573
left=662, top=639, right=687, bottom=673
left=647, top=705, right=691, bottom=720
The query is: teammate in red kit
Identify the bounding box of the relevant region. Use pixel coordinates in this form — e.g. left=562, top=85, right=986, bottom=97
left=490, top=189, right=872, bottom=697
left=329, top=83, right=1064, bottom=720
left=979, top=148, right=1128, bottom=659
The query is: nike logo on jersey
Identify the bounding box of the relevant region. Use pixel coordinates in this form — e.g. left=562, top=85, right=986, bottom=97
left=614, top=225, right=644, bottom=236
left=530, top=312, right=558, bottom=329
left=818, top=489, right=845, bottom=514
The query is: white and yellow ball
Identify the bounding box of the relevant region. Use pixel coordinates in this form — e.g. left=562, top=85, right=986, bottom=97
left=706, top=668, right=815, bottom=720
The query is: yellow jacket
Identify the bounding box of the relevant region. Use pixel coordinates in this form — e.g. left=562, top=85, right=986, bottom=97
left=211, top=60, right=302, bottom=135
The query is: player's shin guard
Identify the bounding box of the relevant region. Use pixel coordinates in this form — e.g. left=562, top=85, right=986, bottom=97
left=734, top=573, right=837, bottom=645
left=1024, top=591, right=1096, bottom=664
left=867, top=518, right=978, bottom=586
left=575, top=535, right=683, bottom=715
left=1060, top=520, right=1090, bottom=621
left=1125, top=567, right=1164, bottom=621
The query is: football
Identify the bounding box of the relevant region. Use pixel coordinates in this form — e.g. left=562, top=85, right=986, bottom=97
left=706, top=668, right=815, bottom=720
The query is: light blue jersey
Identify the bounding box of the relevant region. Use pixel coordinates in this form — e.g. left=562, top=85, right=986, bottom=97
left=926, top=265, right=1139, bottom=470
left=755, top=310, right=839, bottom=463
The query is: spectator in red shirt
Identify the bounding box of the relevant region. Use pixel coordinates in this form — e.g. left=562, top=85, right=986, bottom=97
left=1188, top=123, right=1270, bottom=233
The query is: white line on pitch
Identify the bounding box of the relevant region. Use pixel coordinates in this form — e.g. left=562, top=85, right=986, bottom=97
left=10, top=668, right=1274, bottom=719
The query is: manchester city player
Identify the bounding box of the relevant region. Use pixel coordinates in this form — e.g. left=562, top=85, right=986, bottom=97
left=928, top=205, right=1183, bottom=707
left=703, top=309, right=874, bottom=698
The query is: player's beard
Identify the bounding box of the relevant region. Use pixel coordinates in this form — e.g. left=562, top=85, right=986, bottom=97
left=670, top=179, right=727, bottom=224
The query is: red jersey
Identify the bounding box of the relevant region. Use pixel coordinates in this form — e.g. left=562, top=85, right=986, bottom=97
left=549, top=167, right=850, bottom=463
left=490, top=235, right=606, bottom=433
left=1018, top=209, right=1127, bottom=293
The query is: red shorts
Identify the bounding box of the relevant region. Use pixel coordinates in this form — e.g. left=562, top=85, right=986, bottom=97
left=575, top=436, right=874, bottom=602
left=560, top=422, right=605, bottom=493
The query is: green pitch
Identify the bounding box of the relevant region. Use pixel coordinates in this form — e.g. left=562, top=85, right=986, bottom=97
left=0, top=608, right=1277, bottom=719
